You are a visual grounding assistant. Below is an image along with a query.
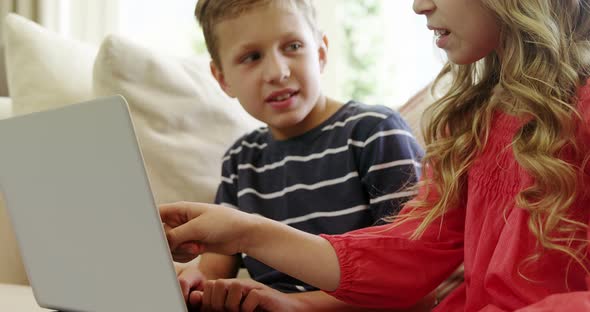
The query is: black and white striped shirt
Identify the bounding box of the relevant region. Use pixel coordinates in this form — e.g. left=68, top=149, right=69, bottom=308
left=215, top=101, right=424, bottom=292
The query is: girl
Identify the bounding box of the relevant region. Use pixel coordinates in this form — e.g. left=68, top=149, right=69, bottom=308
left=160, top=0, right=590, bottom=310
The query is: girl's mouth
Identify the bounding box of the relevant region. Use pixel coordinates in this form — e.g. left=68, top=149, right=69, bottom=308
left=434, top=29, right=451, bottom=49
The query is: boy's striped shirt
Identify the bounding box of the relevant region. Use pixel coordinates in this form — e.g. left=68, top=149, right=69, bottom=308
left=215, top=101, right=424, bottom=292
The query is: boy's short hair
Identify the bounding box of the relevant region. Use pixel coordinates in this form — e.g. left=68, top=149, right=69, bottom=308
left=195, top=0, right=319, bottom=67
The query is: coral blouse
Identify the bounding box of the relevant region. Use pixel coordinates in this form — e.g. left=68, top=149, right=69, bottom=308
left=321, top=84, right=590, bottom=311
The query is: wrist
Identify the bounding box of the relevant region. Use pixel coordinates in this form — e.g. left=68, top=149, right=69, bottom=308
left=289, top=293, right=317, bottom=310
left=239, top=213, right=270, bottom=255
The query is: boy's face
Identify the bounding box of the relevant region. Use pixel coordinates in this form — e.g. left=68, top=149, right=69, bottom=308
left=210, top=3, right=329, bottom=140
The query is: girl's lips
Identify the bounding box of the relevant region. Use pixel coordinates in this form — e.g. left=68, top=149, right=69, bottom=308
left=428, top=25, right=451, bottom=49
left=436, top=32, right=451, bottom=49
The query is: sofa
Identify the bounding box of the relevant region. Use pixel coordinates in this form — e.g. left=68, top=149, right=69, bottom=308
left=0, top=13, right=436, bottom=286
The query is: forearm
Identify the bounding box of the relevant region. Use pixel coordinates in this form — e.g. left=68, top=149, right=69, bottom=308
left=244, top=217, right=340, bottom=291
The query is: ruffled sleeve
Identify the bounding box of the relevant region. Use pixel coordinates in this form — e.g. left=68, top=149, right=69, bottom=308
left=320, top=170, right=465, bottom=309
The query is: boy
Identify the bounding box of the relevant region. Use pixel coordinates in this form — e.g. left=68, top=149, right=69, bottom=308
left=175, top=0, right=425, bottom=310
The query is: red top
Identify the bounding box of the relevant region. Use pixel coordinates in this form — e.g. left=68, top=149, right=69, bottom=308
left=321, top=83, right=590, bottom=311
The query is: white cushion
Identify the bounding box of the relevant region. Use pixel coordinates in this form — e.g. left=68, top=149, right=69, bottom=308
left=0, top=97, right=11, bottom=120
left=3, top=13, right=96, bottom=115
left=93, top=35, right=261, bottom=204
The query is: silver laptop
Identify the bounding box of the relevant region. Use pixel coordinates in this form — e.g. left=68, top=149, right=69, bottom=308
left=0, top=96, right=187, bottom=312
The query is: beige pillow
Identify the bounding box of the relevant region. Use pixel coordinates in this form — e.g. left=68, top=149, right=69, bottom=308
left=1, top=13, right=97, bottom=286
left=94, top=35, right=261, bottom=204
left=3, top=13, right=96, bottom=115
left=0, top=97, right=11, bottom=119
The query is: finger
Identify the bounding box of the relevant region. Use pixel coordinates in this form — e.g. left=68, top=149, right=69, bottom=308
left=240, top=289, right=263, bottom=312
left=174, top=242, right=201, bottom=258
left=211, top=280, right=229, bottom=311
left=166, top=221, right=207, bottom=253
left=225, top=282, right=245, bottom=312
left=164, top=224, right=200, bottom=257
left=159, top=201, right=204, bottom=225
left=177, top=267, right=203, bottom=302
left=163, top=223, right=173, bottom=234
left=188, top=290, right=203, bottom=310
left=178, top=277, right=190, bottom=302
left=202, top=280, right=214, bottom=312
left=171, top=250, right=200, bottom=263
left=159, top=202, right=190, bottom=227
left=242, top=288, right=279, bottom=312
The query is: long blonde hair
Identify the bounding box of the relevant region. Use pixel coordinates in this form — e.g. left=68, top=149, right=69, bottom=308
left=403, top=0, right=590, bottom=268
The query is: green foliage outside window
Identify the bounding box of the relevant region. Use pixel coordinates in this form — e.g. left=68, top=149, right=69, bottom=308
left=340, top=0, right=384, bottom=102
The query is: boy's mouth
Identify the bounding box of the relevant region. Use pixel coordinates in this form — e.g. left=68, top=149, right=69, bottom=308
left=265, top=89, right=299, bottom=103
left=271, top=93, right=293, bottom=101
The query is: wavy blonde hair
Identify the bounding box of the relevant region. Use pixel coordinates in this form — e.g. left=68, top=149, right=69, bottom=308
left=399, top=0, right=590, bottom=270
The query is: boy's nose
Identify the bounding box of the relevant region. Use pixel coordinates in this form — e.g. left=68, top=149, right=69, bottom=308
left=263, top=52, right=290, bottom=84
left=413, top=0, right=435, bottom=15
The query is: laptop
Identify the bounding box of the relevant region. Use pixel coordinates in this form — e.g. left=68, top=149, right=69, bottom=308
left=0, top=96, right=187, bottom=312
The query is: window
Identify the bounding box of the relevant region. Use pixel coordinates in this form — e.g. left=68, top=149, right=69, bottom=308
left=115, top=0, right=205, bottom=56
left=317, top=0, right=445, bottom=108
left=52, top=0, right=446, bottom=109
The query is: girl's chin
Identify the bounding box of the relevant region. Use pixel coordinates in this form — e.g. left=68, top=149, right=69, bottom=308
left=447, top=50, right=493, bottom=65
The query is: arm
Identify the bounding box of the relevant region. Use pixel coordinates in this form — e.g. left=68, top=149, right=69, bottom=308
left=161, top=202, right=342, bottom=290
left=161, top=165, right=464, bottom=309
left=320, top=204, right=464, bottom=309
left=161, top=194, right=464, bottom=308
left=246, top=213, right=343, bottom=290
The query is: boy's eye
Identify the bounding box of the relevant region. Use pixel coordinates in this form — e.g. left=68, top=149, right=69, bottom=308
left=240, top=52, right=261, bottom=64
left=285, top=42, right=303, bottom=52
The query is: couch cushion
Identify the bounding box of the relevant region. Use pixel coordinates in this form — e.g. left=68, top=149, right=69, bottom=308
left=3, top=13, right=96, bottom=115
left=0, top=97, right=11, bottom=119
left=397, top=74, right=451, bottom=148
left=93, top=35, right=261, bottom=204
left=398, top=84, right=431, bottom=147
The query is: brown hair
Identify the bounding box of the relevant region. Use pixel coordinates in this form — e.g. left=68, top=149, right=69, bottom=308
left=195, top=0, right=319, bottom=67
left=397, top=0, right=590, bottom=272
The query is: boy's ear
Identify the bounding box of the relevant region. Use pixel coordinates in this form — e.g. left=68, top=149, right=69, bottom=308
left=210, top=61, right=235, bottom=98
left=318, top=33, right=329, bottom=73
